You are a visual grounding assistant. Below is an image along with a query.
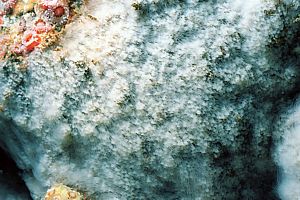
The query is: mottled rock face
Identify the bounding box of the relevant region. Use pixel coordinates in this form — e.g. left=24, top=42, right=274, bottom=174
left=0, top=0, right=299, bottom=199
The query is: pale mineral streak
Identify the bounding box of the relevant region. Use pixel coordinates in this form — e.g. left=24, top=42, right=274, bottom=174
left=274, top=102, right=300, bottom=200
left=0, top=0, right=299, bottom=199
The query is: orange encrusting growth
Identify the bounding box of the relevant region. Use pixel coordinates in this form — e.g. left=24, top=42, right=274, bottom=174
left=44, top=184, right=82, bottom=200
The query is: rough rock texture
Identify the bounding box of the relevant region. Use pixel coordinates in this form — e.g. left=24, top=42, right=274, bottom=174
left=0, top=0, right=300, bottom=199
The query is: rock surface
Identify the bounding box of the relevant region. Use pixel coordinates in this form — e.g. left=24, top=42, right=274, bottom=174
left=0, top=0, right=299, bottom=199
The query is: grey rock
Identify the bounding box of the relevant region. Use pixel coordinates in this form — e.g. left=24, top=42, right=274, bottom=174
left=0, top=0, right=299, bottom=199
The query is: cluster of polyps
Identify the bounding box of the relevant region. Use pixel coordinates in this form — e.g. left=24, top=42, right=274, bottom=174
left=0, top=0, right=70, bottom=59
left=35, top=0, right=69, bottom=26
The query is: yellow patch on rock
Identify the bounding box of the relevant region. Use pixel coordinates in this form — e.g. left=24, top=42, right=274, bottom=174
left=13, top=0, right=37, bottom=15
left=44, top=184, right=82, bottom=200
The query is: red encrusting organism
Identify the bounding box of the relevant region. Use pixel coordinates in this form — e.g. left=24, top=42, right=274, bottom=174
left=0, top=0, right=71, bottom=60
left=34, top=19, right=52, bottom=33
left=0, top=16, right=3, bottom=26
left=54, top=6, right=64, bottom=17
left=22, top=30, right=42, bottom=52
left=35, top=0, right=69, bottom=25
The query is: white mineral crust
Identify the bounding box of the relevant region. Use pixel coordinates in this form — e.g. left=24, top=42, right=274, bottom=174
left=0, top=0, right=299, bottom=199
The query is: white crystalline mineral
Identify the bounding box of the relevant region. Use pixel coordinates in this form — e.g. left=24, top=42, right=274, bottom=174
left=275, top=103, right=300, bottom=200
left=0, top=0, right=299, bottom=199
